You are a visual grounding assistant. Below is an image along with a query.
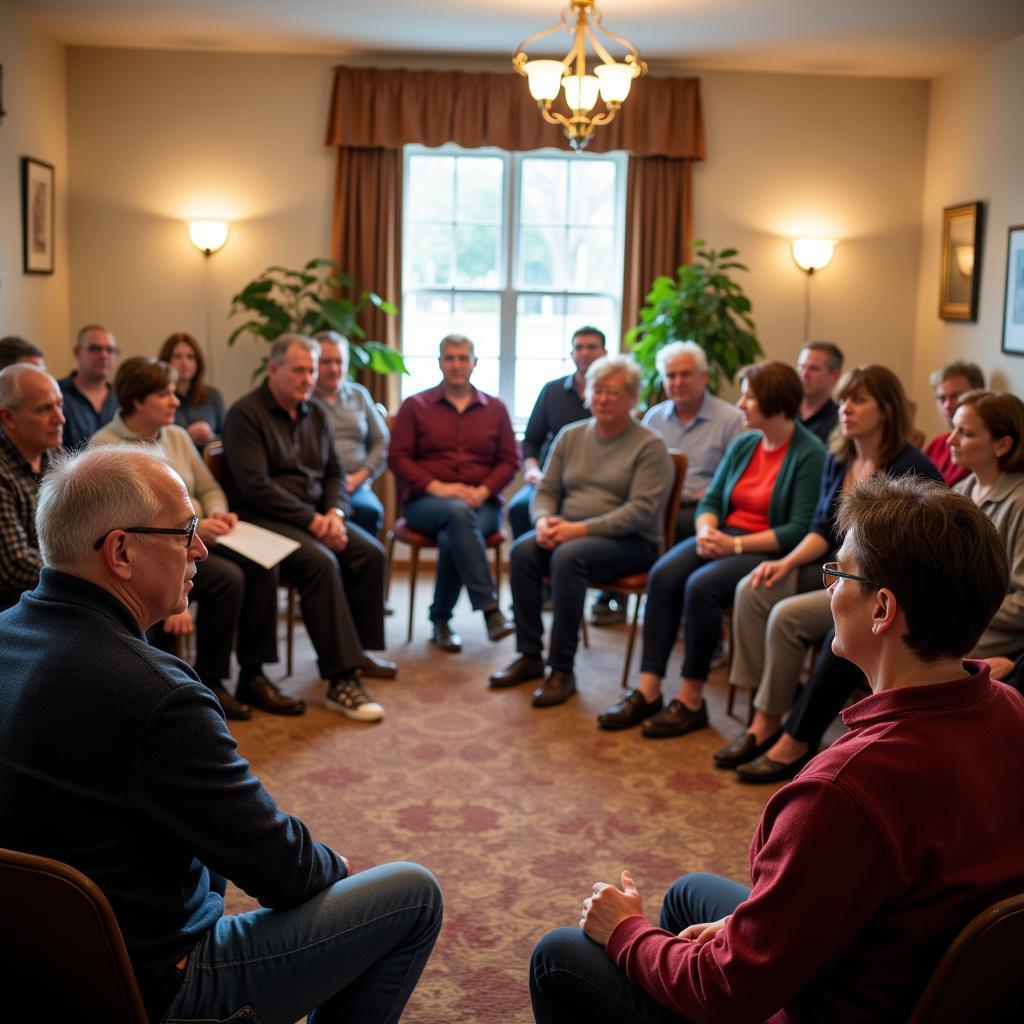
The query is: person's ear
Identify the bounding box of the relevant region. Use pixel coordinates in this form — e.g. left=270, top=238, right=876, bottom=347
left=98, top=532, right=134, bottom=582
left=871, top=587, right=899, bottom=637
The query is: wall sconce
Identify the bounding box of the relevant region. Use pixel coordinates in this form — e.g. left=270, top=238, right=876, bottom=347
left=792, top=238, right=837, bottom=339
left=187, top=220, right=230, bottom=256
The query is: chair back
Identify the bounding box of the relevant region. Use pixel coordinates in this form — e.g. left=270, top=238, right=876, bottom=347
left=907, top=891, right=1024, bottom=1022
left=204, top=440, right=225, bottom=482
left=663, top=451, right=689, bottom=549
left=0, top=846, right=149, bottom=1022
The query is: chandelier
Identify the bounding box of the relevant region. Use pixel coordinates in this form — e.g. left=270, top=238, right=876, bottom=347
left=513, top=1, right=647, bottom=151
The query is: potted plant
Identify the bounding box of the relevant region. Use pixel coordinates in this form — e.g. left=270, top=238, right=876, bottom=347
left=227, top=258, right=405, bottom=379
left=627, top=242, right=762, bottom=405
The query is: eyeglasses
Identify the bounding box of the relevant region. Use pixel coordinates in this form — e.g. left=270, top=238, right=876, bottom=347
left=822, top=561, right=885, bottom=591
left=93, top=515, right=199, bottom=551
left=83, top=344, right=119, bottom=356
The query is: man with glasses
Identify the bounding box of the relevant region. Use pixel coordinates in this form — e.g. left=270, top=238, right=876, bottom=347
left=58, top=323, right=119, bottom=448
left=0, top=444, right=442, bottom=1024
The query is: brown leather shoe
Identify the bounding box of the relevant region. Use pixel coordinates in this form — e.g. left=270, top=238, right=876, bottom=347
left=532, top=668, right=576, bottom=707
left=489, top=655, right=545, bottom=689
left=358, top=652, right=398, bottom=679
left=431, top=619, right=463, bottom=653
left=236, top=674, right=306, bottom=716
left=209, top=683, right=252, bottom=721
left=483, top=606, right=515, bottom=642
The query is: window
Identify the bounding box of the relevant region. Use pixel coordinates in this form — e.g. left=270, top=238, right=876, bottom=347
left=401, top=144, right=627, bottom=422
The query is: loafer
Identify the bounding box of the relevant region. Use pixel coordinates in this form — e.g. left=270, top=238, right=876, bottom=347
left=430, top=619, right=463, bottom=653
left=641, top=698, right=708, bottom=739
left=489, top=655, right=545, bottom=689
left=712, top=729, right=781, bottom=770
left=532, top=668, right=576, bottom=708
left=484, top=606, right=515, bottom=642
left=236, top=674, right=306, bottom=716
left=597, top=689, right=663, bottom=730
left=209, top=682, right=251, bottom=721
left=735, top=750, right=815, bottom=784
left=358, top=652, right=398, bottom=679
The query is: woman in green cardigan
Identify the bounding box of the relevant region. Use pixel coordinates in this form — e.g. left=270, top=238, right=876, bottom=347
left=598, top=361, right=825, bottom=736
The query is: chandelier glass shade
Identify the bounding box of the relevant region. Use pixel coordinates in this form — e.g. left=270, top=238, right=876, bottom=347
left=513, top=1, right=647, bottom=151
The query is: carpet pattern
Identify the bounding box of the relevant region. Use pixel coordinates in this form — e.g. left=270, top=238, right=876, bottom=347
left=223, top=579, right=792, bottom=1023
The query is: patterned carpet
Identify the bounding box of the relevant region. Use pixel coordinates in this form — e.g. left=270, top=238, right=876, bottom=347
left=223, top=575, right=790, bottom=1023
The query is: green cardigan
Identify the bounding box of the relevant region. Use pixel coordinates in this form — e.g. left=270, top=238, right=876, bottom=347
left=695, top=422, right=826, bottom=553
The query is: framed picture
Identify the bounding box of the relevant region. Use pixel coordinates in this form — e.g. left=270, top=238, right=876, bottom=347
left=939, top=201, right=983, bottom=321
left=1002, top=226, right=1024, bottom=355
left=21, top=157, right=55, bottom=275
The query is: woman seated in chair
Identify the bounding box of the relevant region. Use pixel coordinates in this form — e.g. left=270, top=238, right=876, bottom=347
left=158, top=331, right=226, bottom=447
left=719, top=365, right=942, bottom=777
left=598, top=361, right=825, bottom=735
left=490, top=355, right=673, bottom=708
left=90, top=357, right=282, bottom=720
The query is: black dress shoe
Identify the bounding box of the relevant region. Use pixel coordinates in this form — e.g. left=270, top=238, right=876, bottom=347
left=483, top=606, right=515, bottom=642
left=489, top=655, right=545, bottom=689
left=735, top=750, right=815, bottom=784
left=209, top=683, right=251, bottom=721
left=359, top=652, right=398, bottom=679
left=712, top=729, right=781, bottom=770
left=641, top=698, right=708, bottom=739
left=532, top=669, right=576, bottom=707
left=236, top=675, right=306, bottom=716
left=431, top=619, right=463, bottom=653
left=597, top=689, right=663, bottom=730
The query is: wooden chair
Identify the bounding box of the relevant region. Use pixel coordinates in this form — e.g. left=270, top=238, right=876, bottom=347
left=907, top=891, right=1024, bottom=1022
left=385, top=517, right=506, bottom=642
left=587, top=451, right=688, bottom=688
left=0, top=846, right=149, bottom=1023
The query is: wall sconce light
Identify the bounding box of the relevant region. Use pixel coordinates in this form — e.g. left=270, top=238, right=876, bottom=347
left=187, top=220, right=230, bottom=256
left=791, top=238, right=836, bottom=275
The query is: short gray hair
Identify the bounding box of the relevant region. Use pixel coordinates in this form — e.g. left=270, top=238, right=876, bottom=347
left=269, top=333, right=320, bottom=367
left=439, top=334, right=475, bottom=358
left=36, top=445, right=172, bottom=573
left=0, top=364, right=59, bottom=411
left=655, top=341, right=708, bottom=377
left=585, top=355, right=641, bottom=403
left=313, top=330, right=350, bottom=362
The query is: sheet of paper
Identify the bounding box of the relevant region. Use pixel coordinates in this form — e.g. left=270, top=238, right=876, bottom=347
left=214, top=521, right=300, bottom=569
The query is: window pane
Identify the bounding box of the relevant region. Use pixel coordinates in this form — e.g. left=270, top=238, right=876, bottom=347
left=471, top=358, right=501, bottom=398
left=402, top=355, right=442, bottom=398
left=453, top=292, right=501, bottom=357
left=402, top=292, right=453, bottom=356
left=565, top=295, right=618, bottom=350
left=519, top=224, right=565, bottom=288
left=407, top=155, right=453, bottom=222
left=515, top=294, right=569, bottom=359
left=520, top=159, right=568, bottom=225
left=455, top=158, right=503, bottom=222
left=515, top=358, right=573, bottom=422
left=569, top=160, right=616, bottom=226
left=455, top=224, right=501, bottom=287
left=567, top=227, right=616, bottom=292
left=406, top=224, right=452, bottom=287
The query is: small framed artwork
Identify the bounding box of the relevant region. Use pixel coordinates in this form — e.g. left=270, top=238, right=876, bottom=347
left=1001, top=225, right=1024, bottom=356
left=939, top=201, right=983, bottom=321
left=21, top=157, right=55, bottom=275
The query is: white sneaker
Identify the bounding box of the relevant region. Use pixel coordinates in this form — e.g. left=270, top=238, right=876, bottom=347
left=324, top=676, right=384, bottom=722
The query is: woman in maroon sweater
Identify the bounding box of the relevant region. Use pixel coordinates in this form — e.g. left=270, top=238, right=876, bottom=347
left=530, top=475, right=1024, bottom=1023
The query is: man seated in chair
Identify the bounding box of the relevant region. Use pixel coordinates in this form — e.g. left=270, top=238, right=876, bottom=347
left=0, top=445, right=442, bottom=1024
left=530, top=475, right=1024, bottom=1023
left=491, top=356, right=672, bottom=707
left=389, top=333, right=519, bottom=653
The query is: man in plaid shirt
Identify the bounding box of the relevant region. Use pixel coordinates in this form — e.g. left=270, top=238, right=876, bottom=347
left=0, top=364, right=65, bottom=609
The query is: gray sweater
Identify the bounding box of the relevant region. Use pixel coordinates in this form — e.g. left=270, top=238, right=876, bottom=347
left=532, top=418, right=672, bottom=549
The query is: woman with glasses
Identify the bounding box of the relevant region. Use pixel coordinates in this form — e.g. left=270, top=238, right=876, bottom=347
left=158, top=332, right=226, bottom=448
left=90, top=357, right=280, bottom=720
left=721, top=366, right=943, bottom=781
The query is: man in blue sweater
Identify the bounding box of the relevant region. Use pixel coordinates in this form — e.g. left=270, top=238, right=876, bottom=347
left=0, top=445, right=442, bottom=1023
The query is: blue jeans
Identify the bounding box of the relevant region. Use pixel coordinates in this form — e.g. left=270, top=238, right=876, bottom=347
left=508, top=483, right=536, bottom=540
left=403, top=495, right=502, bottom=622
left=162, top=862, right=442, bottom=1024
left=349, top=483, right=385, bottom=537
left=529, top=873, right=750, bottom=1024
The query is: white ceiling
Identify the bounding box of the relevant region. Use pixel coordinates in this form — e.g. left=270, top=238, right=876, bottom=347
left=11, top=0, right=1024, bottom=78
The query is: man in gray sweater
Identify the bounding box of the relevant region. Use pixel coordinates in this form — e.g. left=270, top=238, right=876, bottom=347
left=491, top=356, right=672, bottom=706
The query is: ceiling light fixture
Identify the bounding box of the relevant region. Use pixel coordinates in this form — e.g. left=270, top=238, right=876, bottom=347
left=513, top=1, right=647, bottom=152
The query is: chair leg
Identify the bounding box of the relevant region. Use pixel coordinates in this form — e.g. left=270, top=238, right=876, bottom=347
left=580, top=615, right=590, bottom=649
left=620, top=594, right=641, bottom=688
left=407, top=544, right=420, bottom=643
left=726, top=684, right=736, bottom=718
left=286, top=585, right=295, bottom=678
left=493, top=544, right=502, bottom=606
left=384, top=531, right=395, bottom=601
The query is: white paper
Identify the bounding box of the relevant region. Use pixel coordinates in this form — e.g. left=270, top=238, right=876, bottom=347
left=214, top=521, right=300, bottom=569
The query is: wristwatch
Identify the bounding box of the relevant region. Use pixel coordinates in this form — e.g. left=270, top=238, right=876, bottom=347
left=332, top=508, right=346, bottom=523
left=733, top=536, right=744, bottom=555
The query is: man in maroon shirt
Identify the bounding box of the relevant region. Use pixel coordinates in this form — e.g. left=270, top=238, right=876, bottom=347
left=530, top=475, right=1024, bottom=1023
left=389, top=335, right=519, bottom=652
left=923, top=359, right=985, bottom=485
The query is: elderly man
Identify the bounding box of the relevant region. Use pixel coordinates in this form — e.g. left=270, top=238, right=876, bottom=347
left=222, top=334, right=395, bottom=722
left=924, top=359, right=986, bottom=485
left=58, top=323, right=119, bottom=448
left=313, top=330, right=390, bottom=536
left=0, top=445, right=442, bottom=1024
left=0, top=364, right=64, bottom=609
left=492, top=356, right=672, bottom=708
left=389, top=333, right=519, bottom=653
left=796, top=340, right=844, bottom=442
left=641, top=341, right=744, bottom=542
left=0, top=335, right=45, bottom=370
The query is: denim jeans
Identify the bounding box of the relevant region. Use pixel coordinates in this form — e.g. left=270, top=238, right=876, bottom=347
left=508, top=483, right=536, bottom=540
left=529, top=872, right=750, bottom=1024
left=162, top=862, right=442, bottom=1024
left=403, top=495, right=502, bottom=622
left=349, top=483, right=385, bottom=537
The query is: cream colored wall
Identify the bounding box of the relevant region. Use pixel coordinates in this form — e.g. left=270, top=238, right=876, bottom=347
left=911, top=32, right=1024, bottom=438
left=0, top=0, right=69, bottom=362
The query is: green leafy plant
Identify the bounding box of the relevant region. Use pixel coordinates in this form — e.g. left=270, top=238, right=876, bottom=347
left=227, top=258, right=405, bottom=380
left=627, top=241, right=762, bottom=405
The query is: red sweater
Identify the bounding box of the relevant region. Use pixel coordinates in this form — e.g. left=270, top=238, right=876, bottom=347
left=607, top=664, right=1024, bottom=1022
left=924, top=433, right=969, bottom=486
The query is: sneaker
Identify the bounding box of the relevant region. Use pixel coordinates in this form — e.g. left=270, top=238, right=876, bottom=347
left=324, top=676, right=384, bottom=722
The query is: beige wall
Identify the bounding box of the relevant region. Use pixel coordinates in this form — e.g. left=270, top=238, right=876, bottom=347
left=911, top=32, right=1024, bottom=438
left=0, top=0, right=69, bottom=361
